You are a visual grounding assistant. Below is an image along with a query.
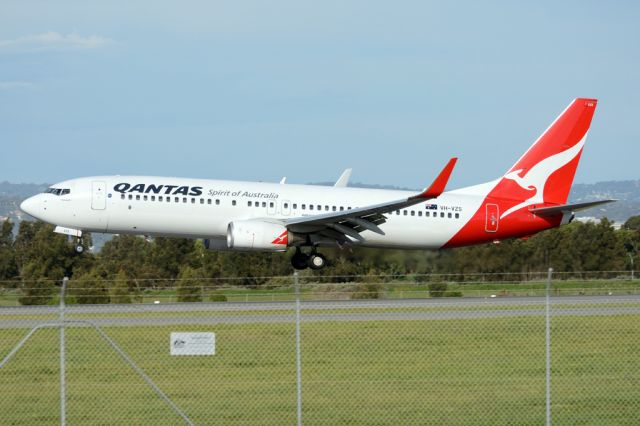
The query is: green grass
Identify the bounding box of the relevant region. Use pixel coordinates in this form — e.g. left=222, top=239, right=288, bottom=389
left=2, top=279, right=640, bottom=306
left=1, top=311, right=639, bottom=425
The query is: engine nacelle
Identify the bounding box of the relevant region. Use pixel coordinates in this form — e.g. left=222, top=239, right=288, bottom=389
left=226, top=220, right=290, bottom=251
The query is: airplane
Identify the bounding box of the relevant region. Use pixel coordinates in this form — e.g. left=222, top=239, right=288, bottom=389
left=20, top=98, right=614, bottom=270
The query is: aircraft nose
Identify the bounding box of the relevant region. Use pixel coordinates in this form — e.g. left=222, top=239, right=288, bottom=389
left=20, top=196, right=40, bottom=218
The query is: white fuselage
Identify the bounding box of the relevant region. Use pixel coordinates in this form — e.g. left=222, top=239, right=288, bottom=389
left=21, top=176, right=495, bottom=250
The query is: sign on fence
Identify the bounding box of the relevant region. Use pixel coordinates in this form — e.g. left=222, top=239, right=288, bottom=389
left=170, top=332, right=215, bottom=356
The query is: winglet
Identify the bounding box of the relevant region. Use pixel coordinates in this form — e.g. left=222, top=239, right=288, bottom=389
left=412, top=157, right=457, bottom=199
left=334, top=168, right=352, bottom=187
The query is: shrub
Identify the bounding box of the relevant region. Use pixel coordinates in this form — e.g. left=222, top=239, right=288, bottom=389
left=351, top=282, right=381, bottom=299
left=176, top=266, right=204, bottom=302
left=428, top=281, right=448, bottom=297
left=209, top=293, right=228, bottom=302
left=69, top=273, right=109, bottom=304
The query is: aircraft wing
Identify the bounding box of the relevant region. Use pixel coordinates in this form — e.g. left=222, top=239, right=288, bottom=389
left=283, top=158, right=457, bottom=243
left=334, top=168, right=352, bottom=187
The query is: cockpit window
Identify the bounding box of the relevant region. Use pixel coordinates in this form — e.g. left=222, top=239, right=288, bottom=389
left=44, top=188, right=71, bottom=196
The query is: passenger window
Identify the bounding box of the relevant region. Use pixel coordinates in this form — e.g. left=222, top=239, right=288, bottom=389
left=325, top=206, right=329, bottom=211
left=317, top=205, right=321, bottom=210
left=232, top=200, right=236, bottom=206
left=216, top=199, right=220, bottom=205
left=200, top=199, right=204, bottom=204
left=448, top=212, right=452, bottom=218
left=418, top=211, right=422, bottom=217
left=293, top=203, right=297, bottom=209
left=309, top=205, right=314, bottom=210
left=183, top=198, right=188, bottom=203
left=270, top=202, right=274, bottom=208
left=262, top=202, right=266, bottom=207
left=403, top=210, right=407, bottom=216
left=455, top=213, right=460, bottom=219
left=136, top=195, right=140, bottom=201
left=340, top=207, right=344, bottom=211
left=332, top=206, right=336, bottom=211
left=396, top=210, right=399, bottom=215
left=248, top=201, right=252, bottom=207
left=143, top=195, right=148, bottom=201
left=175, top=197, right=179, bottom=202
left=426, top=212, right=430, bottom=217
left=159, top=196, right=163, bottom=202
left=302, top=204, right=306, bottom=210
left=151, top=196, right=155, bottom=201
left=440, top=212, right=445, bottom=218
left=411, top=211, right=415, bottom=216
left=121, top=193, right=125, bottom=200
left=207, top=199, right=211, bottom=205
left=255, top=203, right=259, bottom=208
left=284, top=203, right=289, bottom=208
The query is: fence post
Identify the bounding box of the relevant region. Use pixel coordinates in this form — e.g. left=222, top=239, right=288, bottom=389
left=295, top=272, right=303, bottom=426
left=60, top=276, right=68, bottom=426
left=545, top=268, right=552, bottom=426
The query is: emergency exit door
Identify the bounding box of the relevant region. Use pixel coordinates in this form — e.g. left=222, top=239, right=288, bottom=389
left=91, top=181, right=106, bottom=210
left=485, top=203, right=499, bottom=233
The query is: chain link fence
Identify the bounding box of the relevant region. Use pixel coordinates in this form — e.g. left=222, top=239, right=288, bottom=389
left=1, top=271, right=639, bottom=425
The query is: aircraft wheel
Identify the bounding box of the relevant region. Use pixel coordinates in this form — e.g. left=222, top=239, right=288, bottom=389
left=308, top=253, right=327, bottom=270
left=75, top=244, right=84, bottom=254
left=291, top=251, right=309, bottom=270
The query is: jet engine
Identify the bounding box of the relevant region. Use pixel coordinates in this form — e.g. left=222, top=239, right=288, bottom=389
left=226, top=220, right=290, bottom=251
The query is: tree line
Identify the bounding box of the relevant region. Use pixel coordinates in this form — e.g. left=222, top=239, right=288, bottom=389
left=0, top=216, right=638, bottom=305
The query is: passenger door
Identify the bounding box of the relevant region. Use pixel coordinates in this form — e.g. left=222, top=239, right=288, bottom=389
left=485, top=203, right=499, bottom=233
left=91, top=181, right=106, bottom=210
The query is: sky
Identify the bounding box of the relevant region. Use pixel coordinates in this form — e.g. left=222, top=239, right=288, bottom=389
left=1, top=1, right=639, bottom=190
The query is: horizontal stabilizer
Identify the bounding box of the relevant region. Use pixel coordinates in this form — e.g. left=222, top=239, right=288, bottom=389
left=529, top=200, right=616, bottom=216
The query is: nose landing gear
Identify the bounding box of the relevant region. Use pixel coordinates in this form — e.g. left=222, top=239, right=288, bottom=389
left=75, top=237, right=84, bottom=254
left=291, top=248, right=327, bottom=270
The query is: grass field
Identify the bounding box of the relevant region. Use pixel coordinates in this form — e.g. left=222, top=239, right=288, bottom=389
left=1, top=307, right=639, bottom=425
left=1, top=278, right=639, bottom=306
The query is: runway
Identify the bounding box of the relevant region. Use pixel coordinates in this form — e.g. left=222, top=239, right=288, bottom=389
left=1, top=295, right=639, bottom=329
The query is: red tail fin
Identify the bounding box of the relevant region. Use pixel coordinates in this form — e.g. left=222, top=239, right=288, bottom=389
left=444, top=98, right=599, bottom=248
left=495, top=98, right=597, bottom=218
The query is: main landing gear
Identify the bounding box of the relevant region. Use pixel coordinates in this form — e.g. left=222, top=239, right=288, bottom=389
left=291, top=248, right=327, bottom=270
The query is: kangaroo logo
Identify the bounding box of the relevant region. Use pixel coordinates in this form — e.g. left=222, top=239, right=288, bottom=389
left=271, top=230, right=288, bottom=245
left=500, top=135, right=586, bottom=219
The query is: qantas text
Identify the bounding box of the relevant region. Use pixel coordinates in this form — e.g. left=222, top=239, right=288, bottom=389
left=113, top=183, right=203, bottom=196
